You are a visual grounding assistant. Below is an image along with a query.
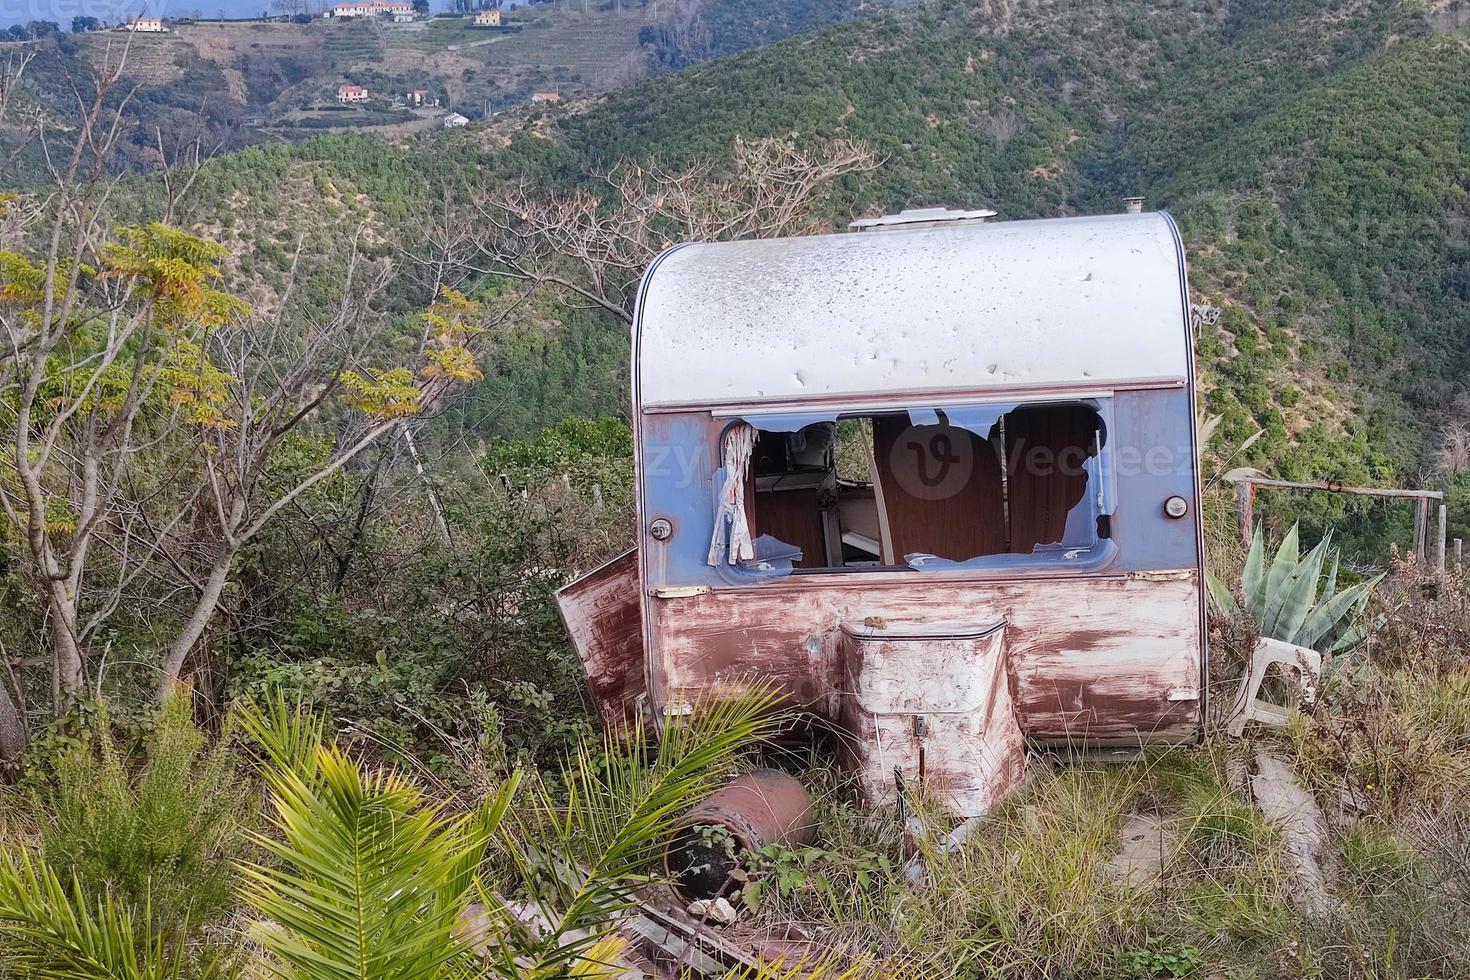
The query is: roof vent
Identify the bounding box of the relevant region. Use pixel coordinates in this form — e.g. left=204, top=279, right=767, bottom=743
left=849, top=207, right=998, bottom=233
left=1122, top=196, right=1145, bottom=214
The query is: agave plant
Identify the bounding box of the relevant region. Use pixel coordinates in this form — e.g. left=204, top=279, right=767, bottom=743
left=1207, top=523, right=1383, bottom=653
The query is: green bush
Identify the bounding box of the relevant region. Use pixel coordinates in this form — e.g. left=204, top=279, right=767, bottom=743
left=31, top=695, right=246, bottom=939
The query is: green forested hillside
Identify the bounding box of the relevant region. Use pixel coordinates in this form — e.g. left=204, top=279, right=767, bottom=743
left=9, top=0, right=1468, bottom=535
left=122, top=1, right=1463, bottom=510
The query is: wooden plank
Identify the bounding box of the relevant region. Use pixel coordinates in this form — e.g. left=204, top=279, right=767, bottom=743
left=1456, top=538, right=1464, bottom=567
left=1413, top=498, right=1428, bottom=564
left=861, top=433, right=895, bottom=563
left=1236, top=478, right=1442, bottom=501
left=1236, top=481, right=1254, bottom=547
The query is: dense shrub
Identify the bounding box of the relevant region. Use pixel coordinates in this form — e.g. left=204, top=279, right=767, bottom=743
left=31, top=696, right=245, bottom=938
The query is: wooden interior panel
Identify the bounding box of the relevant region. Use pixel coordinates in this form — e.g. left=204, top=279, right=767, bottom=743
left=753, top=487, right=827, bottom=568
left=1005, top=405, right=1099, bottom=554
left=872, top=415, right=1005, bottom=560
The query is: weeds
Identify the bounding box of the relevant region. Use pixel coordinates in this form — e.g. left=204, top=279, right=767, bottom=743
left=4, top=562, right=1470, bottom=979
left=32, top=694, right=246, bottom=938
left=0, top=694, right=246, bottom=977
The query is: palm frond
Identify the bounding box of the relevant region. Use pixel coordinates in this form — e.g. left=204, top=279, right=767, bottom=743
left=0, top=849, right=207, bottom=980
left=236, top=690, right=328, bottom=781
left=237, top=698, right=519, bottom=980
left=504, top=689, right=785, bottom=975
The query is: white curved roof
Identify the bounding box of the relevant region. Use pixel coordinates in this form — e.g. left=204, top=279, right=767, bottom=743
left=634, top=212, right=1192, bottom=409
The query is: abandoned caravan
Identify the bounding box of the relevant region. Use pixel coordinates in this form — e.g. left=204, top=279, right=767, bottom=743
left=559, top=207, right=1206, bottom=822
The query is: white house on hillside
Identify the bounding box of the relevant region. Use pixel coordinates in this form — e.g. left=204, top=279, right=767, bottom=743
left=124, top=17, right=168, bottom=31
left=442, top=112, right=470, bottom=128
left=328, top=1, right=413, bottom=18
left=337, top=84, right=370, bottom=104
left=472, top=9, right=501, bottom=26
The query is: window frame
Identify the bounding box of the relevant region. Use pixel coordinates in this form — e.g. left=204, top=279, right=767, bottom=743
left=709, top=397, right=1117, bottom=582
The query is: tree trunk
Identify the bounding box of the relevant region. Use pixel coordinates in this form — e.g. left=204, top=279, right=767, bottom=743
left=158, top=556, right=234, bottom=699
left=47, top=580, right=85, bottom=712
left=0, top=677, right=28, bottom=762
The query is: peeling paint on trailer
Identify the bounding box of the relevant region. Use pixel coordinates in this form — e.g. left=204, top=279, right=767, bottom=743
left=838, top=619, right=1027, bottom=815
left=555, top=547, right=647, bottom=731
left=649, top=572, right=1202, bottom=742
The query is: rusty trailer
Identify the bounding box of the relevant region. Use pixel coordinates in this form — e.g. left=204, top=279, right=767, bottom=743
left=559, top=209, right=1206, bottom=818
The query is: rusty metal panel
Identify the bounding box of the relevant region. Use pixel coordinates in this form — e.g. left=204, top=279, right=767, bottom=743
left=649, top=572, right=1202, bottom=742
left=839, top=619, right=1026, bottom=817
left=555, top=548, right=647, bottom=731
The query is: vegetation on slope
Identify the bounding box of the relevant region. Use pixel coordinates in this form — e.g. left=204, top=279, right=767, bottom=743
left=58, top=0, right=1460, bottom=536
left=3, top=3, right=1470, bottom=971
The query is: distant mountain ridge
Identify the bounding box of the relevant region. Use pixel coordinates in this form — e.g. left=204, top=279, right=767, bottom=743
left=0, top=0, right=894, bottom=176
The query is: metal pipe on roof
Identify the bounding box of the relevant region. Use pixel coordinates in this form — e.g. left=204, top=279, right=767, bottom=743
left=849, top=206, right=998, bottom=232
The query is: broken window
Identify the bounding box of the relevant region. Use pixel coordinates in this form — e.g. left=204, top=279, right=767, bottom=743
left=706, top=402, right=1113, bottom=576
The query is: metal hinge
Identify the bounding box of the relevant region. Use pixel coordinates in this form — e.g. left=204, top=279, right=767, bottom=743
left=648, top=585, right=712, bottom=599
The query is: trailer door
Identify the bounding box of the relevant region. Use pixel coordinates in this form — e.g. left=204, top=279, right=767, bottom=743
left=555, top=547, right=648, bottom=732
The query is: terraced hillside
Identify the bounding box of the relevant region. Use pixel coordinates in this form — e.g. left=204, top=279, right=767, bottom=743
left=4, top=0, right=894, bottom=175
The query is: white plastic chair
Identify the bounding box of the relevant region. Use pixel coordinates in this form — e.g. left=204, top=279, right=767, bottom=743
left=1226, top=636, right=1322, bottom=737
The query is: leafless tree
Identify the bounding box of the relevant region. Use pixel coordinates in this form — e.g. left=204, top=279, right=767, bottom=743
left=1434, top=393, right=1470, bottom=476
left=0, top=51, right=167, bottom=730
left=471, top=135, right=878, bottom=323
left=978, top=105, right=1023, bottom=149
left=394, top=185, right=489, bottom=302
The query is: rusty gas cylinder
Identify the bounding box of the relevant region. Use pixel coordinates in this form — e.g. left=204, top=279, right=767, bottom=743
left=663, top=769, right=816, bottom=903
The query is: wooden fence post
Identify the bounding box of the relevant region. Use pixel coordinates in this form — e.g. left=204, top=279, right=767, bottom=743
left=1412, top=497, right=1428, bottom=564
left=1456, top=538, right=1464, bottom=567
left=1235, top=480, right=1254, bottom=548
left=1437, top=504, right=1448, bottom=572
